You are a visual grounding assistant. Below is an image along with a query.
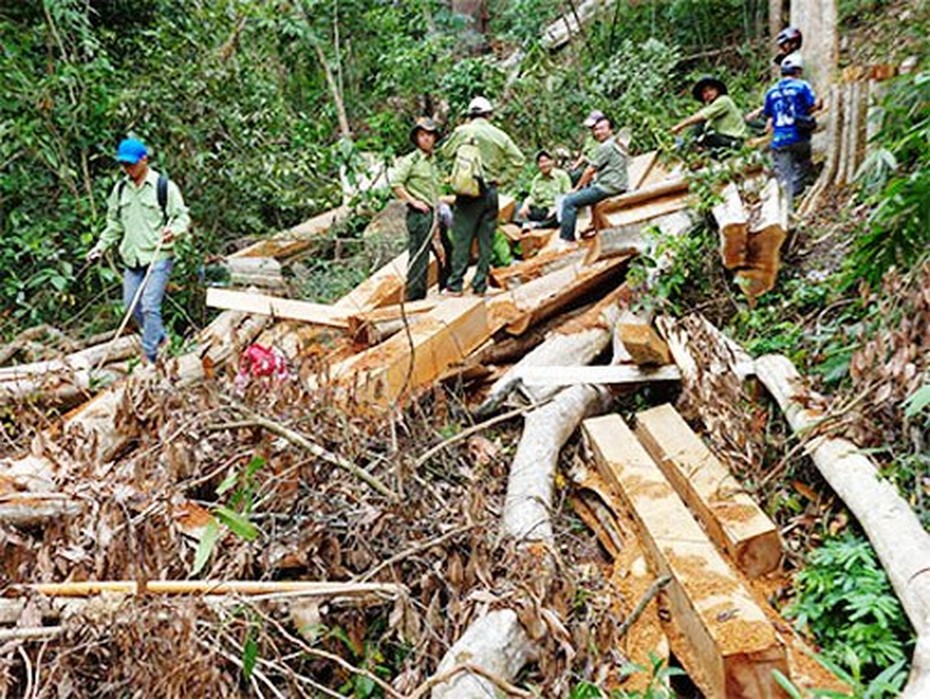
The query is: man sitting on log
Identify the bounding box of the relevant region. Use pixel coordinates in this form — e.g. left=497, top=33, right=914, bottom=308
left=558, top=115, right=628, bottom=247
left=670, top=76, right=747, bottom=157
left=515, top=149, right=571, bottom=232
left=569, top=109, right=604, bottom=185
left=389, top=117, right=449, bottom=301
left=763, top=54, right=817, bottom=211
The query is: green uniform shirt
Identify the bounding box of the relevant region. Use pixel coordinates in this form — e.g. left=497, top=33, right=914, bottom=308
left=592, top=138, right=629, bottom=195
left=94, top=168, right=190, bottom=267
left=581, top=133, right=599, bottom=164
left=389, top=149, right=441, bottom=207
left=698, top=94, right=747, bottom=139
left=527, top=167, right=571, bottom=209
left=439, top=117, right=525, bottom=187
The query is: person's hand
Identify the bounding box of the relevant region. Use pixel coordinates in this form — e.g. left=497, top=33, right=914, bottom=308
left=432, top=236, right=446, bottom=267
left=411, top=200, right=430, bottom=213
left=518, top=204, right=530, bottom=219
left=670, top=123, right=683, bottom=135
left=86, top=248, right=102, bottom=263
left=161, top=227, right=175, bottom=244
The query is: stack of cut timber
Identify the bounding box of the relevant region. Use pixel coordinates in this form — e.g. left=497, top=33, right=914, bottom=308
left=583, top=410, right=846, bottom=697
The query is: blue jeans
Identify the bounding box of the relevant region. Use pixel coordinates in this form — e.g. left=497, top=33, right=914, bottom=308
left=772, top=140, right=813, bottom=213
left=559, top=185, right=610, bottom=241
left=123, top=258, right=173, bottom=362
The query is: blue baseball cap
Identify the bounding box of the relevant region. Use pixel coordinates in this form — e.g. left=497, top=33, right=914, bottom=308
left=116, top=138, right=148, bottom=164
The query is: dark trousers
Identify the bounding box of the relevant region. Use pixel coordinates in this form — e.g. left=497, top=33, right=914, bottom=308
left=448, top=185, right=498, bottom=294
left=514, top=205, right=558, bottom=229
left=405, top=208, right=434, bottom=301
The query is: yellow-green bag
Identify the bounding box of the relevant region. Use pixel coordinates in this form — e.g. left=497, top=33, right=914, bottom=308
left=450, top=138, right=483, bottom=197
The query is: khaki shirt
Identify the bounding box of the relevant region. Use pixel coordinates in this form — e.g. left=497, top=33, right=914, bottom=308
left=94, top=168, right=190, bottom=267
left=698, top=95, right=747, bottom=139
left=527, top=168, right=571, bottom=209
left=592, top=138, right=629, bottom=195
left=389, top=149, right=440, bottom=207
left=439, top=117, right=525, bottom=186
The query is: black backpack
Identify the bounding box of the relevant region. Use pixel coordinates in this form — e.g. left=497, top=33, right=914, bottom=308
left=117, top=173, right=169, bottom=225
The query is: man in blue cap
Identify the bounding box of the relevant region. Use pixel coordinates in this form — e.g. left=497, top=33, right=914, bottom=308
left=87, top=138, right=190, bottom=364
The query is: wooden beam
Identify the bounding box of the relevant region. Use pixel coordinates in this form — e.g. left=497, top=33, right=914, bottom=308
left=331, top=297, right=489, bottom=406
left=634, top=403, right=782, bottom=577
left=713, top=182, right=749, bottom=269
left=487, top=255, right=630, bottom=335
left=333, top=250, right=439, bottom=314
left=736, top=178, right=787, bottom=299
left=616, top=311, right=672, bottom=366
left=205, top=288, right=349, bottom=329
left=583, top=414, right=788, bottom=698
left=516, top=364, right=680, bottom=387
left=601, top=192, right=689, bottom=230
left=628, top=151, right=659, bottom=190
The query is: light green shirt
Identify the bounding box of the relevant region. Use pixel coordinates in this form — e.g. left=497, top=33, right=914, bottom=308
left=94, top=167, right=190, bottom=267
left=698, top=94, right=747, bottom=139
left=527, top=168, right=571, bottom=209
left=389, top=149, right=440, bottom=207
left=592, top=138, right=629, bottom=195
left=439, top=117, right=525, bottom=186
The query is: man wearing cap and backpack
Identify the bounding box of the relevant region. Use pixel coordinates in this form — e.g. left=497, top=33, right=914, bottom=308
left=86, top=138, right=190, bottom=364
left=763, top=53, right=817, bottom=210
left=438, top=96, right=524, bottom=296
left=671, top=76, right=747, bottom=156
left=390, top=117, right=450, bottom=301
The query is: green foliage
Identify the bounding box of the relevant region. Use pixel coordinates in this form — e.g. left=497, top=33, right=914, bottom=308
left=439, top=56, right=506, bottom=119
left=786, top=532, right=914, bottom=679
left=192, top=455, right=266, bottom=575
left=847, top=71, right=930, bottom=285
left=775, top=654, right=907, bottom=699
left=567, top=653, right=684, bottom=698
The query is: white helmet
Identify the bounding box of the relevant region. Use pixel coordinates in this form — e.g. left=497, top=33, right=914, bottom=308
left=467, top=96, right=493, bottom=115
left=781, top=53, right=804, bottom=74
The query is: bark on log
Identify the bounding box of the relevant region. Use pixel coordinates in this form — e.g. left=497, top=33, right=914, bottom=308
left=0, top=336, right=139, bottom=382
left=790, top=0, right=837, bottom=95
left=713, top=182, right=749, bottom=269
left=755, top=353, right=930, bottom=696
left=430, top=384, right=610, bottom=698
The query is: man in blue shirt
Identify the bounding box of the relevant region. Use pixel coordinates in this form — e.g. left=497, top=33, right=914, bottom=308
left=763, top=54, right=817, bottom=210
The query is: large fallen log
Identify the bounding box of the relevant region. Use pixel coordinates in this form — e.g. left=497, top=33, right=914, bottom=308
left=229, top=205, right=351, bottom=260
left=583, top=413, right=788, bottom=698
left=430, top=385, right=611, bottom=698
left=487, top=255, right=630, bottom=336
left=634, top=403, right=782, bottom=578
left=541, top=0, right=618, bottom=50
left=736, top=178, right=787, bottom=300
left=755, top=353, right=930, bottom=697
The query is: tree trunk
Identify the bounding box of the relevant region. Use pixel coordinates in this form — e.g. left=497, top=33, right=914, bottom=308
left=755, top=353, right=930, bottom=695
left=430, top=382, right=610, bottom=698
left=790, top=0, right=837, bottom=94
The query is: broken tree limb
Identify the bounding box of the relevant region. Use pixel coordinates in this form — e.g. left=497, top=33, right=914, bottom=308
left=221, top=399, right=398, bottom=502
left=25, top=580, right=405, bottom=598
left=755, top=353, right=930, bottom=696
left=0, top=494, right=84, bottom=527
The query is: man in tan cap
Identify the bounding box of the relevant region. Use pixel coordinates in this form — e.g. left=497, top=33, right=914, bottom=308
left=390, top=117, right=447, bottom=300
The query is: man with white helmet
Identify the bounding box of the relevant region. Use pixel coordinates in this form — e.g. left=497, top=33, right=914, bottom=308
left=763, top=53, right=817, bottom=210
left=438, top=96, right=525, bottom=296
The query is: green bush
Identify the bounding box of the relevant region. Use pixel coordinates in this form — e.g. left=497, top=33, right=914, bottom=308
left=786, top=532, right=913, bottom=677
